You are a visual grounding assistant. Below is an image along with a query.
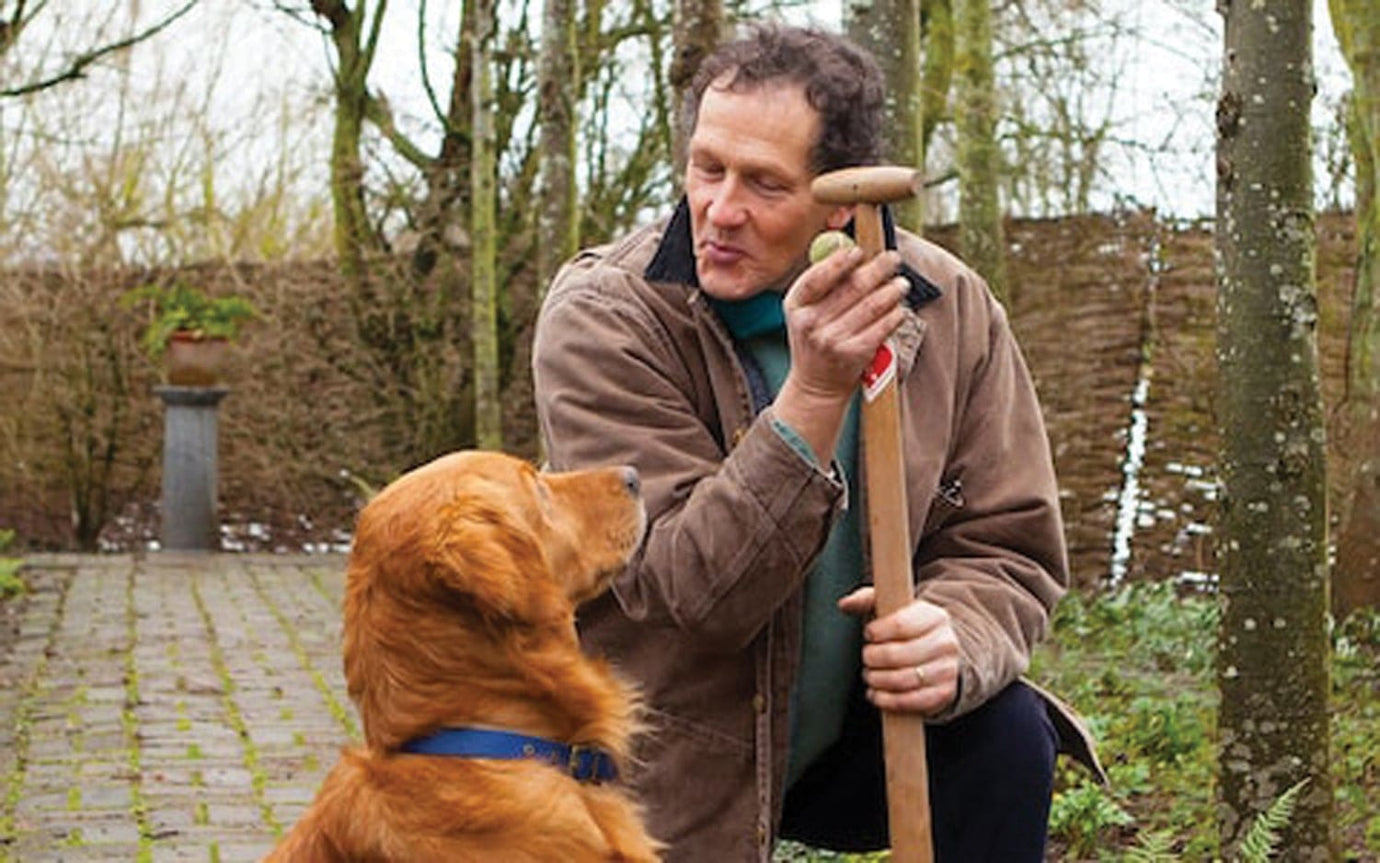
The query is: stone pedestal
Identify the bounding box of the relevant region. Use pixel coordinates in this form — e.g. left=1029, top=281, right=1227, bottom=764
left=155, top=386, right=229, bottom=551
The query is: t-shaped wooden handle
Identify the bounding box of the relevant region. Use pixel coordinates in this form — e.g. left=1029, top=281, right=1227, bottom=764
left=812, top=165, right=933, bottom=863
left=812, top=166, right=923, bottom=259
left=811, top=165, right=925, bottom=206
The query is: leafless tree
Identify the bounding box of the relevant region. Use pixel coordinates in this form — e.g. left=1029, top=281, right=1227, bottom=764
left=1215, top=0, right=1333, bottom=855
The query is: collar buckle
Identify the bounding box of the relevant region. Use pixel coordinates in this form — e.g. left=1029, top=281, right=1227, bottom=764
left=568, top=743, right=615, bottom=783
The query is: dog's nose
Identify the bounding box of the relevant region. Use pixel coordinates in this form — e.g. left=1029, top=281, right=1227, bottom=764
left=621, top=466, right=641, bottom=497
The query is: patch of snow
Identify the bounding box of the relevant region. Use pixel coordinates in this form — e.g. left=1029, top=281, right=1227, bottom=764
left=1108, top=375, right=1150, bottom=589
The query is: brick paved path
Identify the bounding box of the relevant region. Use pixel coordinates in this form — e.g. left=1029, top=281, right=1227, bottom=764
left=0, top=553, right=356, bottom=862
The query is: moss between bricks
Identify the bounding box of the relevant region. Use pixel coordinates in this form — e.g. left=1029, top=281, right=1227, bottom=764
left=61, top=826, right=85, bottom=847
left=1, top=570, right=69, bottom=846
left=253, top=564, right=359, bottom=741
left=123, top=562, right=154, bottom=862
left=188, top=569, right=280, bottom=836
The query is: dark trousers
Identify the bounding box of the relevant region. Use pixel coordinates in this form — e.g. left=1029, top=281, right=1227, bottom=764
left=779, top=680, right=1057, bottom=862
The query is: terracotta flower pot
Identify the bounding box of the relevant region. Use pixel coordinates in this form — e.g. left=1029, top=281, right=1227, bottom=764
left=165, top=331, right=229, bottom=387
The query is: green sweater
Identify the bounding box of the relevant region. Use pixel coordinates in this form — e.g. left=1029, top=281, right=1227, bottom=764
left=709, top=292, right=864, bottom=790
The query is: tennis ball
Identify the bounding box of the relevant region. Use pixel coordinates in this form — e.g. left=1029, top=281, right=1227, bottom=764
left=809, top=230, right=855, bottom=264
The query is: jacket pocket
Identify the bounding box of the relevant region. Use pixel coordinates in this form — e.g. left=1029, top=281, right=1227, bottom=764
left=630, top=707, right=754, bottom=860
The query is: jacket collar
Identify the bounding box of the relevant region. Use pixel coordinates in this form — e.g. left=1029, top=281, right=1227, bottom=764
left=399, top=726, right=618, bottom=784
left=644, top=196, right=943, bottom=312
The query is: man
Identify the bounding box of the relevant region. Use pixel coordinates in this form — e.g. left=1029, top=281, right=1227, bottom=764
left=532, top=23, right=1101, bottom=862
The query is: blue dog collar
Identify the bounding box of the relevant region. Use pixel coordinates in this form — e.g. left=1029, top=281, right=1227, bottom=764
left=399, top=727, right=619, bottom=783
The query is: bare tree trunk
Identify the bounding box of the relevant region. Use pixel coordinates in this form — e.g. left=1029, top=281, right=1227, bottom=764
left=847, top=0, right=923, bottom=231
left=921, top=0, right=955, bottom=157
left=408, top=0, right=473, bottom=281
left=471, top=0, right=501, bottom=450
left=537, top=0, right=580, bottom=295
left=1215, top=0, right=1333, bottom=857
left=669, top=0, right=722, bottom=173
left=954, top=0, right=1007, bottom=302
left=308, top=0, right=477, bottom=464
left=1329, top=0, right=1380, bottom=616
left=313, top=0, right=386, bottom=278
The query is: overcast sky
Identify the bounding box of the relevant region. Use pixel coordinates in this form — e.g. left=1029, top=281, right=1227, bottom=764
left=24, top=0, right=1360, bottom=226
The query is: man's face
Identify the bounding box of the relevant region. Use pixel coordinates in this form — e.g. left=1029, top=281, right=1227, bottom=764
left=685, top=80, right=851, bottom=301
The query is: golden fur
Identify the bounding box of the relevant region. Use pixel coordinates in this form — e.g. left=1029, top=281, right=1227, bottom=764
left=265, top=450, right=660, bottom=861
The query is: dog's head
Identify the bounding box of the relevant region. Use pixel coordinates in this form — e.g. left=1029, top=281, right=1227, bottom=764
left=342, top=450, right=645, bottom=747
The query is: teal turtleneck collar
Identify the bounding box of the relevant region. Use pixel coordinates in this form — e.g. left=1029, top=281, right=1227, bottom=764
left=707, top=290, right=787, bottom=340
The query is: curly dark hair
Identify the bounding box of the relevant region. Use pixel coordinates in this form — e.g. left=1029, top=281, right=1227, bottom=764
left=680, top=23, right=886, bottom=174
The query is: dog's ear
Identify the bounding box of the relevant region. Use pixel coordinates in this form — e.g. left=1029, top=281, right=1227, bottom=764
left=426, top=497, right=565, bottom=624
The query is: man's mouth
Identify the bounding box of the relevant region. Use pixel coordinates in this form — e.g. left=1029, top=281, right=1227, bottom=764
left=699, top=240, right=746, bottom=267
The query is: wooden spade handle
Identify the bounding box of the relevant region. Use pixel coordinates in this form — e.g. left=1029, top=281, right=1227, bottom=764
left=828, top=170, right=934, bottom=863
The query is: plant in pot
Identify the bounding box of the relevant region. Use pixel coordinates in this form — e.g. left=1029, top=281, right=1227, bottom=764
left=121, top=279, right=260, bottom=386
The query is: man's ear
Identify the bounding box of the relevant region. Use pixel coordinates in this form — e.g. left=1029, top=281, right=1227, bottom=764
left=826, top=205, right=853, bottom=231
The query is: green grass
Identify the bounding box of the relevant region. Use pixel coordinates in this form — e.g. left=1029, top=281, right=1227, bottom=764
left=1034, top=583, right=1378, bottom=860
left=0, top=528, right=24, bottom=599
left=775, top=582, right=1380, bottom=861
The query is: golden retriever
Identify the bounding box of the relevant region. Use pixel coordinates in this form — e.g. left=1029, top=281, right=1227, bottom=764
left=265, top=450, right=660, bottom=861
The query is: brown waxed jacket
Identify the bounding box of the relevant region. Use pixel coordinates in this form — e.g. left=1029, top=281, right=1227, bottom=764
left=532, top=209, right=1104, bottom=862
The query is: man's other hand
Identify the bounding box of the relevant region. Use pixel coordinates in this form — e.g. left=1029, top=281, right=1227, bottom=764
left=839, top=586, right=961, bottom=717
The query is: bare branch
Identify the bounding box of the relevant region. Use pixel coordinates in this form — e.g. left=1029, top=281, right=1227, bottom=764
left=1, top=0, right=200, bottom=98
left=267, top=1, right=332, bottom=34
left=363, top=91, right=437, bottom=171
left=0, top=0, right=35, bottom=58
left=309, top=0, right=351, bottom=31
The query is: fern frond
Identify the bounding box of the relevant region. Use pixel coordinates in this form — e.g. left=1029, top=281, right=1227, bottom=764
left=1125, top=828, right=1178, bottom=862
left=1237, top=778, right=1309, bottom=863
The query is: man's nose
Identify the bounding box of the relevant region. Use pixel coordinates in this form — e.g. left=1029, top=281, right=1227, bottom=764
left=705, top=176, right=748, bottom=228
